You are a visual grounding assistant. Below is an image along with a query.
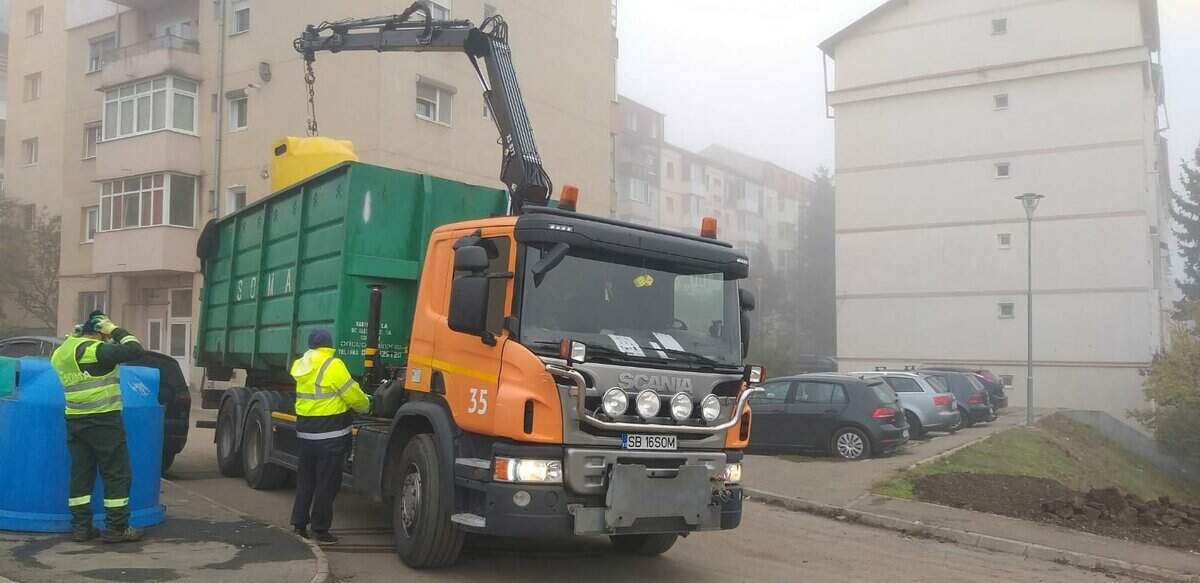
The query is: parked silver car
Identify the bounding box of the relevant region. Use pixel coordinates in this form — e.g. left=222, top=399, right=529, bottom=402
left=853, top=372, right=960, bottom=437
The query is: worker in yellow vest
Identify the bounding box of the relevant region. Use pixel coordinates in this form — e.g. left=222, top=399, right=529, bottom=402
left=50, top=311, right=145, bottom=543
left=289, top=328, right=372, bottom=544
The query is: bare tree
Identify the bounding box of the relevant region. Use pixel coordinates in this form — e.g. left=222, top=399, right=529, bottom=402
left=0, top=189, right=60, bottom=334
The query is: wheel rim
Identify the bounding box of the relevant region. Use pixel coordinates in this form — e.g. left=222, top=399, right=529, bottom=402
left=399, top=463, right=422, bottom=537
left=836, top=432, right=865, bottom=458
left=245, top=419, right=261, bottom=470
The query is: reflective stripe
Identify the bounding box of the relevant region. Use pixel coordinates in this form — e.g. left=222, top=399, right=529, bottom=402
left=312, top=358, right=335, bottom=395
left=296, top=379, right=355, bottom=401
left=119, top=335, right=140, bottom=345
left=63, top=378, right=120, bottom=393
left=103, top=497, right=129, bottom=508
left=296, top=427, right=352, bottom=440
left=68, top=495, right=91, bottom=507
left=66, top=394, right=122, bottom=410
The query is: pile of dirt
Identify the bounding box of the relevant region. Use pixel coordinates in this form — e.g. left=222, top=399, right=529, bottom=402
left=913, top=473, right=1200, bottom=552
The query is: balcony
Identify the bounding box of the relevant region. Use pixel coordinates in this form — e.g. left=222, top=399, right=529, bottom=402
left=93, top=226, right=199, bottom=275
left=100, top=34, right=202, bottom=89
left=95, top=131, right=202, bottom=182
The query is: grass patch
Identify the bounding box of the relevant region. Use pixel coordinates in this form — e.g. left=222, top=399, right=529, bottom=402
left=874, top=414, right=1200, bottom=505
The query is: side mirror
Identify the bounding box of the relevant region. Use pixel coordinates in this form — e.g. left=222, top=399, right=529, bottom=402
left=448, top=275, right=489, bottom=336
left=739, top=288, right=756, bottom=311
left=559, top=338, right=587, bottom=365
left=455, top=246, right=489, bottom=272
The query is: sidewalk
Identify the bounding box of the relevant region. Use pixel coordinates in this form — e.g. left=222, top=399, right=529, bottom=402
left=0, top=480, right=327, bottom=583
left=742, top=409, right=1200, bottom=582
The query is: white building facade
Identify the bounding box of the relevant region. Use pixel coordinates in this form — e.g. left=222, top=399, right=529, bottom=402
left=823, top=0, right=1172, bottom=416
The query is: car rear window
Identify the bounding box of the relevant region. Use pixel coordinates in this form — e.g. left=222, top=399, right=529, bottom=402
left=868, top=382, right=896, bottom=404
left=965, top=374, right=987, bottom=392
left=921, top=375, right=950, bottom=393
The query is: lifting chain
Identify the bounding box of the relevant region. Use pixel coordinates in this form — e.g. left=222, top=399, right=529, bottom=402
left=304, top=59, right=319, bottom=136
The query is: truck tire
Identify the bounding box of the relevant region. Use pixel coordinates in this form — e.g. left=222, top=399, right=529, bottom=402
left=242, top=403, right=289, bottom=490
left=216, top=402, right=244, bottom=477
left=391, top=434, right=464, bottom=568
left=610, top=533, right=679, bottom=556
left=161, top=451, right=177, bottom=474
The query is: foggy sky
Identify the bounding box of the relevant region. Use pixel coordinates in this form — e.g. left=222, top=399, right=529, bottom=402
left=617, top=0, right=1200, bottom=188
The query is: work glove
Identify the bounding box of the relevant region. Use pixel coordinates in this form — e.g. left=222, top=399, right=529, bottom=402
left=91, top=314, right=118, bottom=335
left=366, top=395, right=376, bottom=416
left=71, top=325, right=83, bottom=338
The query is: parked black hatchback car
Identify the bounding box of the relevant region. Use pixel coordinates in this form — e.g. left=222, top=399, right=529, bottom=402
left=747, top=373, right=909, bottom=460
left=0, top=335, right=190, bottom=472
left=919, top=370, right=995, bottom=429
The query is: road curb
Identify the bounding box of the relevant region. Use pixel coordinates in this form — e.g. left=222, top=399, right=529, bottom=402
left=162, top=478, right=333, bottom=583
left=745, top=487, right=1200, bottom=583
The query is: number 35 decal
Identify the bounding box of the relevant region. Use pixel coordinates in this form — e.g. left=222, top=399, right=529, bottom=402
left=468, top=388, right=488, bottom=415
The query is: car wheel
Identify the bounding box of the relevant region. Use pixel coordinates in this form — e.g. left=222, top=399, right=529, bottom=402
left=904, top=411, right=923, bottom=438
left=959, top=406, right=975, bottom=428
left=242, top=404, right=289, bottom=490
left=216, top=402, right=244, bottom=477
left=831, top=428, right=871, bottom=460
left=391, top=434, right=464, bottom=568
left=610, top=533, right=679, bottom=556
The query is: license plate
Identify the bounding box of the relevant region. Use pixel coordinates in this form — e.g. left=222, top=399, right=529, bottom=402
left=622, top=433, right=677, bottom=450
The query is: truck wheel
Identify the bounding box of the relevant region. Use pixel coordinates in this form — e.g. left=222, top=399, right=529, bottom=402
left=610, top=533, right=679, bottom=556
left=242, top=404, right=289, bottom=490
left=216, top=402, right=244, bottom=477
left=391, top=434, right=464, bottom=568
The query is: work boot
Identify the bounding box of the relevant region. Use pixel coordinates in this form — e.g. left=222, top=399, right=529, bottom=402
left=293, top=526, right=310, bottom=539
left=314, top=531, right=339, bottom=545
left=101, top=527, right=143, bottom=543
left=71, top=527, right=100, bottom=542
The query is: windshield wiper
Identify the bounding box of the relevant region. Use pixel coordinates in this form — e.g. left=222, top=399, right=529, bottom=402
left=524, top=340, right=670, bottom=364
left=644, top=347, right=738, bottom=370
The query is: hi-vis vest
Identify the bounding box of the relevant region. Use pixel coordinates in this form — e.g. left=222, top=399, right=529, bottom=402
left=290, top=348, right=370, bottom=440
left=51, top=336, right=121, bottom=416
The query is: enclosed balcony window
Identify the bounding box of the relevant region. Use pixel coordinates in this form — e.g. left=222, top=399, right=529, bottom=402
left=103, top=76, right=198, bottom=140
left=99, top=173, right=196, bottom=231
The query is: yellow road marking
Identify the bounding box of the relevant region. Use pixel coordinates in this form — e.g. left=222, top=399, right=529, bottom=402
left=408, top=354, right=498, bottom=384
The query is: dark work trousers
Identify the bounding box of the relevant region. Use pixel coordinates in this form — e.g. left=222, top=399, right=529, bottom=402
left=291, top=435, right=349, bottom=533
left=66, top=410, right=132, bottom=532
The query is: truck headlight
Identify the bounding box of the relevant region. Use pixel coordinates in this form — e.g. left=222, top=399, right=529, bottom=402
left=636, top=389, right=661, bottom=419
left=669, top=392, right=693, bottom=421
left=494, top=457, right=563, bottom=483
left=722, top=462, right=742, bottom=484
left=602, top=388, right=628, bottom=417
left=700, top=394, right=722, bottom=422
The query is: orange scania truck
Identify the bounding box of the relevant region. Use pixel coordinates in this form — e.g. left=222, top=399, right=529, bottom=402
left=197, top=3, right=763, bottom=567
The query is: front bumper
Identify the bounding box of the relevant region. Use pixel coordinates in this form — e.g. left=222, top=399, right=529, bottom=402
left=459, top=450, right=744, bottom=538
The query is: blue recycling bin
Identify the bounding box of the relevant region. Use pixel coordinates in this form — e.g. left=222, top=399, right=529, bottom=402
left=0, top=357, right=166, bottom=532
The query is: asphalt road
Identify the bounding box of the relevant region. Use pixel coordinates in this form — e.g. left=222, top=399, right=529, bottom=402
left=170, top=417, right=1138, bottom=582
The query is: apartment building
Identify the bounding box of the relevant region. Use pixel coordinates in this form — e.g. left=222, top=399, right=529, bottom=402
left=3, top=0, right=617, bottom=375
left=823, top=0, right=1172, bottom=415
left=612, top=96, right=837, bottom=358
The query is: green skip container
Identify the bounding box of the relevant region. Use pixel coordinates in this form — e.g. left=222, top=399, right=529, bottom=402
left=196, top=162, right=508, bottom=381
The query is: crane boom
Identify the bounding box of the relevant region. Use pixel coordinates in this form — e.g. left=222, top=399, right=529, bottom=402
left=294, top=2, right=552, bottom=212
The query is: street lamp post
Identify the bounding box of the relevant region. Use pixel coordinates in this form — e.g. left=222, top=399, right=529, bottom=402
left=1015, top=193, right=1044, bottom=426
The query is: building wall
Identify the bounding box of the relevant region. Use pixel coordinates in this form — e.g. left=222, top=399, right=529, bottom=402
left=828, top=0, right=1169, bottom=416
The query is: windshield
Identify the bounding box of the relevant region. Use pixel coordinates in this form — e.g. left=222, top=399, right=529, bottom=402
left=518, top=244, right=742, bottom=370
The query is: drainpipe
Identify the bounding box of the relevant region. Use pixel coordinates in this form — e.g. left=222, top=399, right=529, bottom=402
left=212, top=0, right=227, bottom=218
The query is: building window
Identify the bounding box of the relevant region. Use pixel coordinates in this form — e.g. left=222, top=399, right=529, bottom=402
left=992, top=18, right=1007, bottom=35
left=665, top=161, right=675, bottom=179
left=103, top=76, right=198, bottom=140
left=228, top=96, right=248, bottom=130
left=22, top=138, right=39, bottom=165
left=24, top=73, right=42, bottom=101
left=650, top=122, right=658, bottom=139
left=83, top=207, right=98, bottom=242
left=999, top=374, right=1013, bottom=387
left=416, top=80, right=453, bottom=125
left=227, top=186, right=247, bottom=215
left=998, top=302, right=1015, bottom=319
left=666, top=197, right=675, bottom=213
left=993, top=93, right=1009, bottom=110
left=627, top=113, right=638, bottom=132
left=88, top=34, right=117, bottom=73
left=994, top=162, right=1010, bottom=179
left=77, top=292, right=107, bottom=324
left=997, top=232, right=1012, bottom=249
left=147, top=319, right=163, bottom=351
left=99, top=173, right=196, bottom=231
left=83, top=123, right=101, bottom=159
left=232, top=0, right=250, bottom=34
left=682, top=161, right=691, bottom=181
left=27, top=6, right=43, bottom=35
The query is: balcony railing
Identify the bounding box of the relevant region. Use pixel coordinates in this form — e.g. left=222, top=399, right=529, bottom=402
left=103, top=34, right=199, bottom=65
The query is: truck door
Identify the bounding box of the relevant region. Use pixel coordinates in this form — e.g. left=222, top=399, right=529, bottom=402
left=428, top=232, right=514, bottom=434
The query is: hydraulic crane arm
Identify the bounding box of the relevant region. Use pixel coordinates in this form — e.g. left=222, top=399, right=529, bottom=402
left=295, top=2, right=552, bottom=212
